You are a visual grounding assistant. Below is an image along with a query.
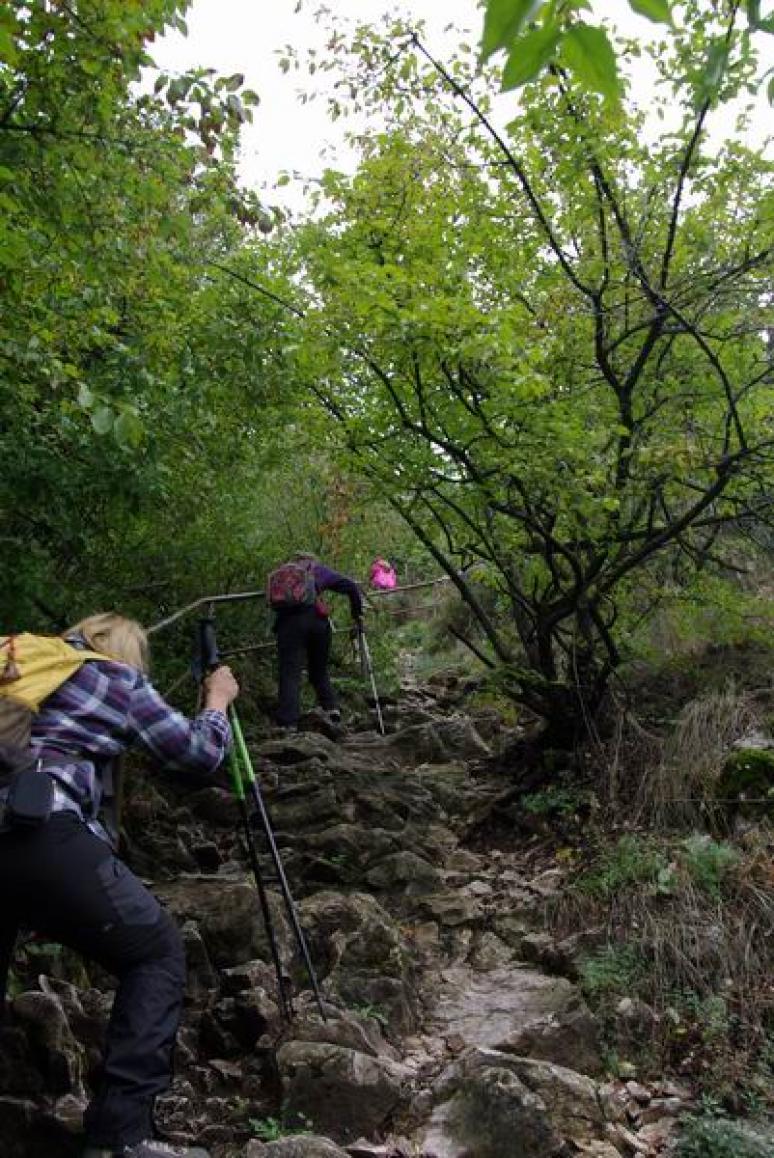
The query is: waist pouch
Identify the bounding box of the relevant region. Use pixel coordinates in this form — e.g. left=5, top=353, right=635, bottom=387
left=4, top=762, right=54, bottom=828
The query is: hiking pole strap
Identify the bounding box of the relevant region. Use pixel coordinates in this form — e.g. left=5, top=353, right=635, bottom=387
left=229, top=709, right=327, bottom=1021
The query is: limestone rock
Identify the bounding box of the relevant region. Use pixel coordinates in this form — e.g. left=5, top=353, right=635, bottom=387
left=427, top=964, right=601, bottom=1073
left=416, top=892, right=485, bottom=928
left=180, top=920, right=218, bottom=1000
left=466, top=931, right=514, bottom=972
left=298, top=891, right=417, bottom=1032
left=270, top=785, right=341, bottom=834
left=460, top=1050, right=605, bottom=1141
left=422, top=1064, right=564, bottom=1158
left=277, top=1041, right=412, bottom=1144
left=288, top=1006, right=399, bottom=1061
left=12, top=990, right=85, bottom=1098
left=385, top=719, right=491, bottom=766
left=245, top=1138, right=350, bottom=1157
left=365, top=851, right=444, bottom=895
left=154, top=876, right=292, bottom=969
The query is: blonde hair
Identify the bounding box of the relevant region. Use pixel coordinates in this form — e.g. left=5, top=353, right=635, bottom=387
left=65, top=613, right=149, bottom=673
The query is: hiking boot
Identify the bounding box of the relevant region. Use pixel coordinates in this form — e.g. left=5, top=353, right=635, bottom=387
left=83, top=1141, right=211, bottom=1158
left=298, top=708, right=344, bottom=740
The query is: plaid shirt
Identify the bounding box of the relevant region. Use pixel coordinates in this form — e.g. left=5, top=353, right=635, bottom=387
left=23, top=657, right=231, bottom=838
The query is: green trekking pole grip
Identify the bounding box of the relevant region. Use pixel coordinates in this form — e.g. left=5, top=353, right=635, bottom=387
left=227, top=740, right=246, bottom=802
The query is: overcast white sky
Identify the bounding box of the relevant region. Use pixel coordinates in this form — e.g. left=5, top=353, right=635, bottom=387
left=151, top=0, right=484, bottom=209
left=150, top=0, right=772, bottom=213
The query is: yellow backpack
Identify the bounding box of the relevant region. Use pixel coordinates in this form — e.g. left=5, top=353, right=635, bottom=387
left=0, top=633, right=109, bottom=753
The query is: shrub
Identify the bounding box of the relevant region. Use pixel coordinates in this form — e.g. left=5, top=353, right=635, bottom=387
left=676, top=1112, right=773, bottom=1158
left=680, top=834, right=740, bottom=898
left=579, top=943, right=646, bottom=998
left=715, top=748, right=774, bottom=828
left=522, top=785, right=588, bottom=819
left=575, top=834, right=669, bottom=900
left=552, top=829, right=774, bottom=1107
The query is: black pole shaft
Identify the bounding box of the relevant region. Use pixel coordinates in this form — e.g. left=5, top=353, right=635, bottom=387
left=230, top=710, right=326, bottom=1021
left=196, top=614, right=325, bottom=1021
left=196, top=614, right=294, bottom=1019
left=233, top=787, right=294, bottom=1022
left=359, top=628, right=385, bottom=735
left=247, top=776, right=327, bottom=1021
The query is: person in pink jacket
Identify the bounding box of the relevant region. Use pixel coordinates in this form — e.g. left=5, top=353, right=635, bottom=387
left=369, top=557, right=397, bottom=591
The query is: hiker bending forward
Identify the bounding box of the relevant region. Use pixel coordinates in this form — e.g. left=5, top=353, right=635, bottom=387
left=0, top=613, right=238, bottom=1158
left=271, top=553, right=363, bottom=729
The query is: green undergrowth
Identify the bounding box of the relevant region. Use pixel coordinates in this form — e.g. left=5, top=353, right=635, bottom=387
left=248, top=1113, right=312, bottom=1142
left=549, top=825, right=774, bottom=1113
left=676, top=1108, right=774, bottom=1157
left=539, top=642, right=774, bottom=1114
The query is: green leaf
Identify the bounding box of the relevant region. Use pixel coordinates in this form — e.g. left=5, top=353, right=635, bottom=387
left=746, top=0, right=760, bottom=26
left=696, top=38, right=729, bottom=104
left=90, top=406, right=114, bottom=435
left=0, top=26, right=17, bottom=65
left=77, top=384, right=94, bottom=409
left=481, top=0, right=545, bottom=61
left=113, top=410, right=144, bottom=449
left=768, top=73, right=774, bottom=103
left=562, top=23, right=622, bottom=101
left=628, top=0, right=672, bottom=24
left=501, top=25, right=561, bottom=89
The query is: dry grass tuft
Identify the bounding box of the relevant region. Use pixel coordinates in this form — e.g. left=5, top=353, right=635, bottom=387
left=601, top=688, right=763, bottom=826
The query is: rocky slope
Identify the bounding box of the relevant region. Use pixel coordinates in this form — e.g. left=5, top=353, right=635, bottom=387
left=0, top=683, right=699, bottom=1158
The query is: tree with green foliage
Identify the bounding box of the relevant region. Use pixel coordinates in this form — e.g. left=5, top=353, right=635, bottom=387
left=259, top=1, right=773, bottom=742
left=0, top=0, right=270, bottom=626
left=479, top=0, right=774, bottom=105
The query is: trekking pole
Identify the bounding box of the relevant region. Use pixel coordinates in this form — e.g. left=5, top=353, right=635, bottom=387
left=196, top=617, right=292, bottom=1021
left=196, top=617, right=326, bottom=1022
left=357, top=624, right=385, bottom=735
left=228, top=710, right=327, bottom=1021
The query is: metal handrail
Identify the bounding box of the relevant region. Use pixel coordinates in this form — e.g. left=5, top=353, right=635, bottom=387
left=148, top=589, right=266, bottom=635
left=148, top=575, right=454, bottom=635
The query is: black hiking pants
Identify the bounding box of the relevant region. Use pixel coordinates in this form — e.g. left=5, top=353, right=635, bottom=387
left=275, top=606, right=336, bottom=725
left=0, top=811, right=186, bottom=1149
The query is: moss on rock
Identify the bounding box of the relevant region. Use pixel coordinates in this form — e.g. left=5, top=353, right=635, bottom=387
left=715, top=748, right=774, bottom=824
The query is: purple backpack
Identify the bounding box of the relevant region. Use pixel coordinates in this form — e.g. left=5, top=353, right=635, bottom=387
left=266, top=561, right=317, bottom=609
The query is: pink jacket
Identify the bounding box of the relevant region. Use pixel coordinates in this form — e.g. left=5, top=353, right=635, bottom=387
left=370, top=559, right=397, bottom=590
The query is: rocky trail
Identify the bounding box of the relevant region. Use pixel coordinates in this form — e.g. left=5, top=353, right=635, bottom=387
left=1, top=680, right=696, bottom=1158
